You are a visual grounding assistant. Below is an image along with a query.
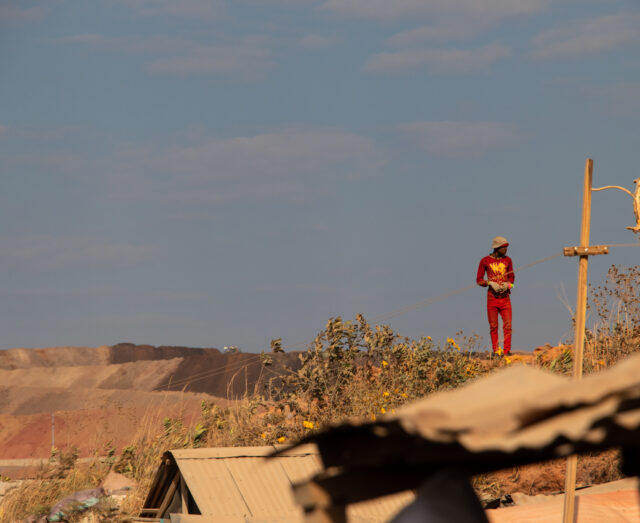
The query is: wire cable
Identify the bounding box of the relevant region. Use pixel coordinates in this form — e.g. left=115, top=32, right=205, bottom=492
left=152, top=356, right=263, bottom=391
left=283, top=251, right=565, bottom=350
left=157, top=243, right=640, bottom=390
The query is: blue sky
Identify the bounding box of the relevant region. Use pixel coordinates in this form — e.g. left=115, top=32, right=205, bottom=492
left=1, top=0, right=639, bottom=352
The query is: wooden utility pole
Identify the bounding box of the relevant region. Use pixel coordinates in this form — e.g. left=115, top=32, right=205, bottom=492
left=561, top=158, right=609, bottom=523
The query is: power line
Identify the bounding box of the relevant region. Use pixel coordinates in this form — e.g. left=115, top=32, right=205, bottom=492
left=152, top=353, right=293, bottom=392
left=152, top=356, right=262, bottom=392
left=154, top=243, right=640, bottom=391
left=283, top=251, right=564, bottom=351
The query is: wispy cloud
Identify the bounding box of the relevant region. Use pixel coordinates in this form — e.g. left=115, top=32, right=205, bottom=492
left=386, top=22, right=479, bottom=47
left=396, top=121, right=518, bottom=154
left=0, top=236, right=154, bottom=270
left=321, top=0, right=546, bottom=20
left=57, top=34, right=275, bottom=78
left=108, top=127, right=380, bottom=202
left=299, top=34, right=340, bottom=47
left=164, top=128, right=376, bottom=178
left=146, top=42, right=273, bottom=77
left=364, top=44, right=510, bottom=75
left=2, top=151, right=86, bottom=173
left=531, top=13, right=640, bottom=60
left=0, top=5, right=46, bottom=24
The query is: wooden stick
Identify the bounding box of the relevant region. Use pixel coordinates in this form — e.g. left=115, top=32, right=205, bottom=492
left=562, top=158, right=593, bottom=523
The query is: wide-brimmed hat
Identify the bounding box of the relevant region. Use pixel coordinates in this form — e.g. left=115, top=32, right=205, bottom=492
left=492, top=236, right=509, bottom=249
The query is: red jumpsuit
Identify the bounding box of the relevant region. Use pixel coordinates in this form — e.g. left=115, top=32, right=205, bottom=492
left=476, top=255, right=514, bottom=354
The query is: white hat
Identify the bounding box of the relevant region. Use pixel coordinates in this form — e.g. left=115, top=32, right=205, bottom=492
left=492, top=236, right=509, bottom=249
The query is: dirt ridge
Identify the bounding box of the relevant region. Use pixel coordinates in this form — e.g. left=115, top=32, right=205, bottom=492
left=0, top=344, right=301, bottom=460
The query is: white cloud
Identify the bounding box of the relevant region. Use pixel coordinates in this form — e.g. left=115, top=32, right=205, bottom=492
left=57, top=34, right=274, bottom=78
left=321, top=0, right=546, bottom=20
left=396, top=121, right=517, bottom=154
left=1, top=236, right=153, bottom=270
left=531, top=13, right=640, bottom=60
left=364, top=44, right=510, bottom=75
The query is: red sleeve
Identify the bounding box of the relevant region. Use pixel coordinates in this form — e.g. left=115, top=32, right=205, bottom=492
left=476, top=258, right=487, bottom=285
left=507, top=258, right=515, bottom=284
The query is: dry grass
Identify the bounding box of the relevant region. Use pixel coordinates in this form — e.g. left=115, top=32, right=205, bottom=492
left=0, top=449, right=112, bottom=522
left=473, top=449, right=623, bottom=500
left=3, top=265, right=640, bottom=521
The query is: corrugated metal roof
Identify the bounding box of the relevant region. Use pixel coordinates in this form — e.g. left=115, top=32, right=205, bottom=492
left=140, top=445, right=413, bottom=522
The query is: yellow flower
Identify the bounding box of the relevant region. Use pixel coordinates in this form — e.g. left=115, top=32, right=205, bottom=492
left=427, top=336, right=432, bottom=341
left=401, top=392, right=408, bottom=398
left=597, top=360, right=606, bottom=366
left=382, top=391, right=390, bottom=397
left=496, top=346, right=503, bottom=356
left=381, top=360, right=389, bottom=367
left=380, top=407, right=386, bottom=414
left=370, top=413, right=377, bottom=421
left=277, top=436, right=286, bottom=443
left=391, top=409, right=396, bottom=414
left=504, top=356, right=512, bottom=365
left=260, top=432, right=266, bottom=439
left=303, top=421, right=314, bottom=429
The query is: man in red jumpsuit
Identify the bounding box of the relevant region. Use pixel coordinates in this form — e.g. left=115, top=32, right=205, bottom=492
left=476, top=236, right=514, bottom=355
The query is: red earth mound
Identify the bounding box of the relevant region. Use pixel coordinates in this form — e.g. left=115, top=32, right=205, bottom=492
left=0, top=344, right=301, bottom=462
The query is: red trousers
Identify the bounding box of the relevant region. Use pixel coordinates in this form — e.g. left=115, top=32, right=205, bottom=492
left=487, top=294, right=512, bottom=354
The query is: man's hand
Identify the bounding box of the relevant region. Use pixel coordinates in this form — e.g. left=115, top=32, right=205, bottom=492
left=478, top=280, right=488, bottom=287
left=488, top=281, right=511, bottom=293
left=487, top=281, right=500, bottom=292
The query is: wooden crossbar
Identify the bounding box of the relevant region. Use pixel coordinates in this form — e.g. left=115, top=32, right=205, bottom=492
left=563, top=245, right=609, bottom=256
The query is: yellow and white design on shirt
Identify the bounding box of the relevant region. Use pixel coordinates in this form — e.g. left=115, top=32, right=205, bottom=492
left=489, top=261, right=507, bottom=280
